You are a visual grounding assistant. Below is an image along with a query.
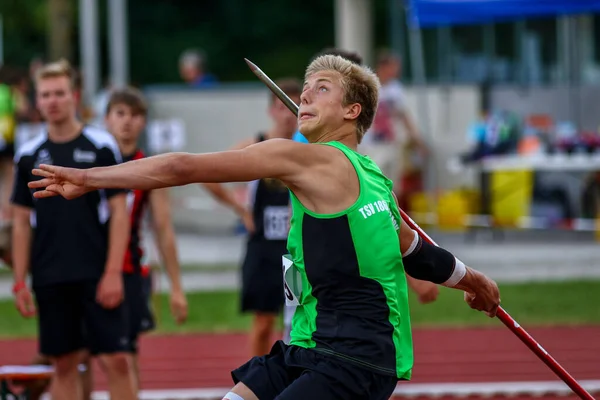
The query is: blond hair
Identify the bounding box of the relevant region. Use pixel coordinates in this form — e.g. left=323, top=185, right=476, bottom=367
left=305, top=55, right=380, bottom=142
left=34, top=58, right=76, bottom=88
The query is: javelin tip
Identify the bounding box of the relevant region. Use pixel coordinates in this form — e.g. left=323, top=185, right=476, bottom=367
left=244, top=58, right=258, bottom=72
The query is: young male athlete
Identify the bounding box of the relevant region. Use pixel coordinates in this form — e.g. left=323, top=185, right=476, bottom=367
left=283, top=47, right=439, bottom=344
left=12, top=59, right=136, bottom=400
left=202, top=78, right=302, bottom=357
left=29, top=55, right=501, bottom=400
left=100, top=87, right=189, bottom=391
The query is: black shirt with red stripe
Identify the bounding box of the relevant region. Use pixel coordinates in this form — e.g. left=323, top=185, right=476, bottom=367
left=123, top=149, right=151, bottom=276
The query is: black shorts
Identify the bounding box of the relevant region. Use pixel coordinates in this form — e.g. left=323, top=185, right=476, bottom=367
left=240, top=240, right=287, bottom=314
left=33, top=280, right=131, bottom=357
left=232, top=340, right=398, bottom=400
left=123, top=273, right=156, bottom=353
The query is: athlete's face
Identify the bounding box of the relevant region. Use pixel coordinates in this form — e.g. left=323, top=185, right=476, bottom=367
left=298, top=71, right=359, bottom=141
left=105, top=104, right=146, bottom=144
left=36, top=76, right=76, bottom=124
left=269, top=95, right=300, bottom=135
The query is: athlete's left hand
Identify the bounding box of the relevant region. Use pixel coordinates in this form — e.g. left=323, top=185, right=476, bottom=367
left=407, top=276, right=439, bottom=304
left=97, top=269, right=124, bottom=309
left=416, top=282, right=439, bottom=304
left=170, top=289, right=188, bottom=324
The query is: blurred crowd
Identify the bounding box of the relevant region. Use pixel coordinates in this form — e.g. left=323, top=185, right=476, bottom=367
left=0, top=46, right=431, bottom=224
left=0, top=47, right=222, bottom=216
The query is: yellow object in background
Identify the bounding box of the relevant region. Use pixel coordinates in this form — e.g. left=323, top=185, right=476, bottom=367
left=408, top=189, right=481, bottom=231
left=407, top=192, right=434, bottom=228
left=490, top=170, right=534, bottom=227
left=436, top=190, right=474, bottom=232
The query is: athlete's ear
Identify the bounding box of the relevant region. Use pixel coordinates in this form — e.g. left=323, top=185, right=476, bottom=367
left=343, top=103, right=361, bottom=121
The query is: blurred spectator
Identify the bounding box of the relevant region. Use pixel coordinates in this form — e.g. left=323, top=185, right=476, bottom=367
left=11, top=68, right=36, bottom=123
left=0, top=66, right=17, bottom=220
left=11, top=58, right=136, bottom=400
left=179, top=49, right=218, bottom=88
left=360, top=50, right=428, bottom=210
left=202, top=78, right=301, bottom=358
left=459, top=110, right=521, bottom=164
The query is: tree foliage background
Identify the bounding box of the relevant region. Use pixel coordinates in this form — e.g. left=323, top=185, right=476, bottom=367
left=1, top=0, right=393, bottom=85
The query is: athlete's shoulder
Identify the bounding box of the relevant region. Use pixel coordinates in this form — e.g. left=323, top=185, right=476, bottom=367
left=14, top=132, right=48, bottom=163
left=81, top=125, right=122, bottom=162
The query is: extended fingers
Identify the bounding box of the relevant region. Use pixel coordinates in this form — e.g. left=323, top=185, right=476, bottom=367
left=28, top=177, right=56, bottom=189
left=32, top=168, right=55, bottom=178
left=32, top=188, right=61, bottom=199
left=38, top=164, right=59, bottom=174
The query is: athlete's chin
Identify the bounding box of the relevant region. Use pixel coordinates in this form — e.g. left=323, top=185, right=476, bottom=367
left=299, top=121, right=319, bottom=140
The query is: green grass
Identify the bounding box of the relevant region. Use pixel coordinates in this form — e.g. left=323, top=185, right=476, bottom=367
left=0, top=280, right=598, bottom=339
left=0, top=264, right=239, bottom=276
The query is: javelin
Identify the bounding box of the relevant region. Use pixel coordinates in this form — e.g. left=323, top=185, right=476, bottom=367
left=244, top=58, right=595, bottom=400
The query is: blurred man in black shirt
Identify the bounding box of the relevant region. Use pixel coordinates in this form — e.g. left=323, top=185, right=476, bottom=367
left=10, top=59, right=136, bottom=400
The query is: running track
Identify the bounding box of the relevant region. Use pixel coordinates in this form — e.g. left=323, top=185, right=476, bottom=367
left=1, top=326, right=599, bottom=399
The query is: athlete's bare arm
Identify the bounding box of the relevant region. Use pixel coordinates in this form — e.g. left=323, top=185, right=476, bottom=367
left=28, top=140, right=354, bottom=216
left=149, top=188, right=187, bottom=324
left=201, top=137, right=257, bottom=230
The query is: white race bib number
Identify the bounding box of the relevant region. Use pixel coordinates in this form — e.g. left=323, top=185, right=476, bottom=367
left=264, top=206, right=289, bottom=240
left=282, top=254, right=302, bottom=306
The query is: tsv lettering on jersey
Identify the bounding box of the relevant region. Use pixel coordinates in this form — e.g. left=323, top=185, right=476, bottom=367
left=358, top=200, right=399, bottom=230
left=358, top=200, right=391, bottom=219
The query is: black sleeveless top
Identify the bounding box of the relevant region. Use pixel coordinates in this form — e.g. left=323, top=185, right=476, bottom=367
left=247, top=133, right=291, bottom=244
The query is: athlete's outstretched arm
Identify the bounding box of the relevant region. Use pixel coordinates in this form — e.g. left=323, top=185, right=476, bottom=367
left=28, top=139, right=318, bottom=199
left=200, top=137, right=255, bottom=218
left=199, top=137, right=255, bottom=230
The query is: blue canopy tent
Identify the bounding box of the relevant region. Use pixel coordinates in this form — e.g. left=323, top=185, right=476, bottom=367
left=407, top=0, right=600, bottom=27
left=403, top=0, right=600, bottom=84
left=404, top=0, right=600, bottom=84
